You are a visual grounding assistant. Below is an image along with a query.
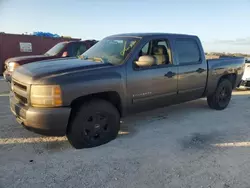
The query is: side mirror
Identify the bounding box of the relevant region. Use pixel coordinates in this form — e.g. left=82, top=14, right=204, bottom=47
left=135, top=55, right=155, bottom=67
left=62, top=51, right=68, bottom=57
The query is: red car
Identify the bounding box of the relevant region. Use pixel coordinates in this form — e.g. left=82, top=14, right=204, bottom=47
left=3, top=40, right=98, bottom=82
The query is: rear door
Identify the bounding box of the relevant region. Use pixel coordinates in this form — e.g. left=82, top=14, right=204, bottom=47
left=174, top=38, right=207, bottom=101
left=126, top=36, right=178, bottom=113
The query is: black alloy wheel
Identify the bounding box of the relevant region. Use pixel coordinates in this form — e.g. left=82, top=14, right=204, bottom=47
left=67, top=99, right=120, bottom=149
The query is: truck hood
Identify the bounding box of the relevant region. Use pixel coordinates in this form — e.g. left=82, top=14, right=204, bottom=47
left=13, top=58, right=112, bottom=82
left=5, top=55, right=52, bottom=65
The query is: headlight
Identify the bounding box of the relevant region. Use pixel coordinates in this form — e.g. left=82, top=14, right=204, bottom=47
left=7, top=62, right=20, bottom=72
left=30, top=85, right=62, bottom=107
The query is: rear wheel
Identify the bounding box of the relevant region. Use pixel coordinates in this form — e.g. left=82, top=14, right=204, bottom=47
left=67, top=99, right=120, bottom=149
left=207, top=79, right=232, bottom=110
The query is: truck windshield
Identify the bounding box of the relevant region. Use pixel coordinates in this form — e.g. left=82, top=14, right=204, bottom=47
left=81, top=37, right=139, bottom=65
left=45, top=42, right=67, bottom=56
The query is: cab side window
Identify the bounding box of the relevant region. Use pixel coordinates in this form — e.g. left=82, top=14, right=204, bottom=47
left=135, top=39, right=172, bottom=68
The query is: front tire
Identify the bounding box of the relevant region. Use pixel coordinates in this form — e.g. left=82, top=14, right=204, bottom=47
left=67, top=99, right=120, bottom=149
left=207, top=79, right=232, bottom=110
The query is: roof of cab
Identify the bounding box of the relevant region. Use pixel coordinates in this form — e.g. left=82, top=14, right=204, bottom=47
left=107, top=32, right=197, bottom=38
left=60, top=40, right=98, bottom=44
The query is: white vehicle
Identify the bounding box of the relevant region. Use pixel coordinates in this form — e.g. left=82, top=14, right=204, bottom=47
left=239, top=58, right=250, bottom=89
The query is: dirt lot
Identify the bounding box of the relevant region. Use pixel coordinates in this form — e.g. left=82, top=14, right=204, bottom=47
left=1, top=90, right=250, bottom=188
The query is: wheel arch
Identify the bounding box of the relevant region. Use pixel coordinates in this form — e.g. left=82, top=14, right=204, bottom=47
left=217, top=73, right=237, bottom=89
left=70, top=91, right=123, bottom=116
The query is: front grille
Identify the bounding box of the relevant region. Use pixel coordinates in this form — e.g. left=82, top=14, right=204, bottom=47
left=13, top=81, right=27, bottom=91
left=10, top=100, right=26, bottom=119
left=14, top=92, right=28, bottom=104
left=12, top=79, right=29, bottom=105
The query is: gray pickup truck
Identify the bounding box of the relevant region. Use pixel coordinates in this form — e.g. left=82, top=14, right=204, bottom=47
left=9, top=33, right=245, bottom=149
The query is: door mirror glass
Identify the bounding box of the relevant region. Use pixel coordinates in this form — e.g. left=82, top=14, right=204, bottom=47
left=135, top=55, right=155, bottom=67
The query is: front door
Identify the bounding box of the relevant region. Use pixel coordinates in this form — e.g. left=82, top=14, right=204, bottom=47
left=126, top=37, right=178, bottom=113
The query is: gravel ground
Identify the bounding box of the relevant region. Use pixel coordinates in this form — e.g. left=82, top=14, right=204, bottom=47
left=0, top=79, right=9, bottom=94
left=1, top=90, right=250, bottom=188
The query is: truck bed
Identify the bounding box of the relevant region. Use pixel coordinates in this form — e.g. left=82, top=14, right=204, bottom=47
left=205, top=57, right=245, bottom=95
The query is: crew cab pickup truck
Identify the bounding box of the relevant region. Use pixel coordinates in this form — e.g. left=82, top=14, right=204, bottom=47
left=3, top=40, right=98, bottom=82
left=9, top=33, right=245, bottom=149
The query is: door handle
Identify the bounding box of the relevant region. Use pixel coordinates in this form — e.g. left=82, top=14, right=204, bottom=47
left=196, top=68, right=205, bottom=73
left=164, top=71, right=176, bottom=78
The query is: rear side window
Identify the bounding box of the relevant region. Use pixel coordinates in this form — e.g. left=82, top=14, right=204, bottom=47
left=175, top=39, right=201, bottom=64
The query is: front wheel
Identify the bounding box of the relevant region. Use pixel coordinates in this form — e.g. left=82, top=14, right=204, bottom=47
left=67, top=99, right=120, bottom=149
left=207, top=79, right=232, bottom=110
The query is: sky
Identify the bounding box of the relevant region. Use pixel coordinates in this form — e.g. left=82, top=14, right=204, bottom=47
left=0, top=0, right=250, bottom=54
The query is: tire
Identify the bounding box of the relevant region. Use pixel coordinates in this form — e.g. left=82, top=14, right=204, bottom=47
left=67, top=99, right=120, bottom=149
left=207, top=79, right=232, bottom=110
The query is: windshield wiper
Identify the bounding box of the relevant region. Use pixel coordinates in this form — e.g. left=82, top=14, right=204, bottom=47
left=82, top=56, right=106, bottom=63
left=80, top=56, right=114, bottom=66
left=79, top=55, right=115, bottom=65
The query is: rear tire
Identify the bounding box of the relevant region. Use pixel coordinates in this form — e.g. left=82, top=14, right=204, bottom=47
left=207, top=79, right=232, bottom=110
left=67, top=99, right=120, bottom=149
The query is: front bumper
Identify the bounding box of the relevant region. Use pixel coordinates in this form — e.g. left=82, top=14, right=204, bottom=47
left=3, top=71, right=12, bottom=82
left=9, top=92, right=71, bottom=136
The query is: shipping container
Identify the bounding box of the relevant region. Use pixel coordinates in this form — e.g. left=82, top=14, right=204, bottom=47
left=0, top=33, right=81, bottom=74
